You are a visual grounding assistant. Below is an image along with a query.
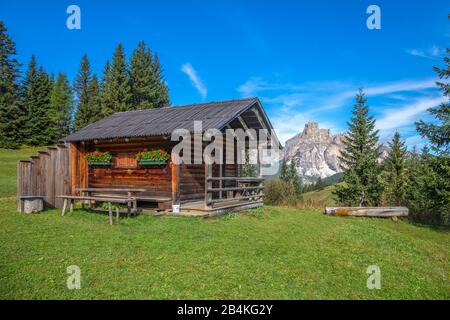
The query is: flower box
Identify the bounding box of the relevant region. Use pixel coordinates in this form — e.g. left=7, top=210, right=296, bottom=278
left=138, top=160, right=167, bottom=165
left=136, top=148, right=170, bottom=165
left=85, top=149, right=112, bottom=165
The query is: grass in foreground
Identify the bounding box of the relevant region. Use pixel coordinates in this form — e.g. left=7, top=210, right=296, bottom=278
left=0, top=197, right=448, bottom=299
left=0, top=148, right=449, bottom=299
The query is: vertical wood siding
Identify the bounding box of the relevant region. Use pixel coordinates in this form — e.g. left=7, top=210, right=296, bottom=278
left=17, top=145, right=70, bottom=209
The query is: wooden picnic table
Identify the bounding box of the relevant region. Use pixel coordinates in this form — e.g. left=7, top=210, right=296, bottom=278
left=75, top=188, right=147, bottom=216
left=57, top=195, right=136, bottom=225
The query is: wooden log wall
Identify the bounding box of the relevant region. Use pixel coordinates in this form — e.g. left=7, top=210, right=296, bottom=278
left=17, top=144, right=70, bottom=210
left=83, top=138, right=174, bottom=197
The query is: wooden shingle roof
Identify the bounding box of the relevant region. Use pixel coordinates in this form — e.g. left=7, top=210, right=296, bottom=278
left=64, top=97, right=271, bottom=142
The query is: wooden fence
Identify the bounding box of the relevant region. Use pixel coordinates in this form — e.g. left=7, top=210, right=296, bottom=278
left=17, top=144, right=71, bottom=210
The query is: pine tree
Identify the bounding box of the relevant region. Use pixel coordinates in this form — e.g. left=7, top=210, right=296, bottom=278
left=0, top=21, right=24, bottom=148
left=49, top=73, right=73, bottom=141
left=151, top=53, right=170, bottom=108
left=130, top=41, right=154, bottom=109
left=74, top=54, right=92, bottom=129
left=103, top=43, right=132, bottom=115
left=279, top=159, right=288, bottom=181
left=414, top=48, right=450, bottom=225
left=86, top=75, right=103, bottom=124
left=334, top=89, right=381, bottom=206
left=280, top=160, right=302, bottom=195
left=416, top=48, right=449, bottom=155
left=379, top=132, right=408, bottom=206
left=22, top=57, right=53, bottom=145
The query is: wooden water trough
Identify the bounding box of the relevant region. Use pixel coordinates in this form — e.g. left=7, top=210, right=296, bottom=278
left=325, top=207, right=409, bottom=218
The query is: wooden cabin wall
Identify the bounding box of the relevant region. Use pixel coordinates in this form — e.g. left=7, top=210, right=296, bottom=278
left=179, top=164, right=205, bottom=202
left=84, top=138, right=174, bottom=197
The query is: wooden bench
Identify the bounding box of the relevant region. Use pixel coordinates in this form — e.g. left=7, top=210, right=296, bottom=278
left=76, top=188, right=172, bottom=211
left=57, top=196, right=137, bottom=225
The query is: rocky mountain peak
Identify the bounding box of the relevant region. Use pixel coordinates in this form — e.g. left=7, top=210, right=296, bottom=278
left=284, top=122, right=388, bottom=184
left=284, top=122, right=344, bottom=184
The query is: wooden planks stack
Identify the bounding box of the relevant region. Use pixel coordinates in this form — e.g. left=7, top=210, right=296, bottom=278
left=325, top=207, right=409, bottom=217
left=17, top=144, right=70, bottom=210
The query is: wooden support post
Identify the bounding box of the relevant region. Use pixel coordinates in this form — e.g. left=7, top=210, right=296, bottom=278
left=116, top=207, right=120, bottom=223
left=219, top=163, right=223, bottom=199
left=205, top=157, right=212, bottom=210
left=108, top=202, right=113, bottom=225
left=69, top=199, right=74, bottom=213
left=257, top=145, right=263, bottom=201
left=171, top=163, right=180, bottom=207
left=127, top=192, right=131, bottom=217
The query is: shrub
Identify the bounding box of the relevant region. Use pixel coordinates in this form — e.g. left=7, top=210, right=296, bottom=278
left=264, top=179, right=299, bottom=206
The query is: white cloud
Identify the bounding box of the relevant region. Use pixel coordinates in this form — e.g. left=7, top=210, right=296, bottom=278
left=237, top=77, right=440, bottom=146
left=376, top=96, right=445, bottom=133
left=365, top=79, right=436, bottom=96
left=406, top=46, right=446, bottom=59
left=181, top=63, right=207, bottom=99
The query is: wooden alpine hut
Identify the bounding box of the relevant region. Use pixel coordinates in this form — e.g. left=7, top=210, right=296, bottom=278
left=17, top=97, right=280, bottom=217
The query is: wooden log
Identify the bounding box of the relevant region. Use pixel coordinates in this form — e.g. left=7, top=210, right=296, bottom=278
left=325, top=207, right=409, bottom=217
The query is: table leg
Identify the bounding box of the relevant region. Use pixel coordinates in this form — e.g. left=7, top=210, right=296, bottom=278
left=108, top=202, right=113, bottom=225
left=61, top=198, right=67, bottom=216
left=116, top=207, right=120, bottom=223
left=70, top=199, right=74, bottom=213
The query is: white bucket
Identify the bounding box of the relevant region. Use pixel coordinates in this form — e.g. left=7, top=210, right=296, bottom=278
left=172, top=204, right=180, bottom=213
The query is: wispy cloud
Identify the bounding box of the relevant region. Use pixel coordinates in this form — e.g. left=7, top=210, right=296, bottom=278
left=237, top=77, right=439, bottom=146
left=376, top=96, right=445, bottom=133
left=406, top=45, right=446, bottom=59
left=181, top=63, right=207, bottom=99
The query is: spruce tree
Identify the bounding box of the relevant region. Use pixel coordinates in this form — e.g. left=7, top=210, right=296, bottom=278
left=103, top=43, right=132, bottom=115
left=0, top=21, right=24, bottom=148
left=379, top=132, right=408, bottom=206
left=416, top=48, right=449, bottom=155
left=279, top=159, right=288, bottom=180
left=22, top=57, right=53, bottom=146
left=151, top=53, right=170, bottom=108
left=86, top=75, right=103, bottom=124
left=49, top=73, right=73, bottom=141
left=74, top=54, right=92, bottom=129
left=280, top=160, right=302, bottom=195
left=130, top=41, right=154, bottom=109
left=414, top=49, right=450, bottom=225
left=334, top=89, right=381, bottom=206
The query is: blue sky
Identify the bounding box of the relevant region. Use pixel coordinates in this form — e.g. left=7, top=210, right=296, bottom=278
left=1, top=0, right=449, bottom=147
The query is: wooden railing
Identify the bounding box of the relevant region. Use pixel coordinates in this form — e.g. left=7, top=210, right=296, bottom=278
left=204, top=177, right=264, bottom=209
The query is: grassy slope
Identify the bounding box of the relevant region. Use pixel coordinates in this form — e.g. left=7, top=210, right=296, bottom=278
left=0, top=149, right=449, bottom=299
left=0, top=147, right=41, bottom=198
left=301, top=185, right=338, bottom=207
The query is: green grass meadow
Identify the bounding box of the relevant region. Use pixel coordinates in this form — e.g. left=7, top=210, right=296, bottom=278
left=0, top=148, right=449, bottom=299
